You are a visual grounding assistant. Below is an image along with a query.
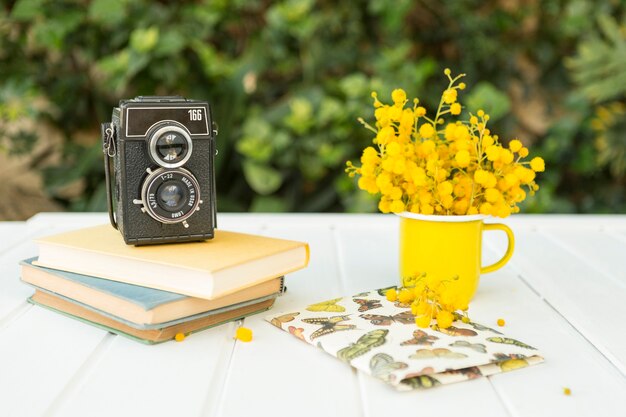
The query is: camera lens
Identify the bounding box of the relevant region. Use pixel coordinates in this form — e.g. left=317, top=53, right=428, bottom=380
left=156, top=180, right=188, bottom=212
left=149, top=125, right=192, bottom=168
left=141, top=167, right=202, bottom=224
left=156, top=132, right=187, bottom=163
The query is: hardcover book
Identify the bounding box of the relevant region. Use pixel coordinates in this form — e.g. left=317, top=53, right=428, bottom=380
left=20, top=258, right=284, bottom=327
left=30, top=290, right=276, bottom=344
left=266, top=287, right=544, bottom=390
left=34, top=224, right=309, bottom=299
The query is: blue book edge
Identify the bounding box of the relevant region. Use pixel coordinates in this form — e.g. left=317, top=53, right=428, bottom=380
left=29, top=285, right=279, bottom=330
left=21, top=257, right=187, bottom=310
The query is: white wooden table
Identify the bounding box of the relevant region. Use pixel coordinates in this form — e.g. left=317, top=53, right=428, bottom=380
left=1, top=213, right=626, bottom=417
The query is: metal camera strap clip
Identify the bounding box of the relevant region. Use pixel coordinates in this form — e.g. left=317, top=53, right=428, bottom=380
left=101, top=122, right=118, bottom=230
left=103, top=126, right=116, bottom=158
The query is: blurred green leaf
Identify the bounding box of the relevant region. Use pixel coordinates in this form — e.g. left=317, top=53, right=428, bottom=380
left=11, top=0, right=44, bottom=21
left=130, top=26, right=159, bottom=53
left=237, top=117, right=275, bottom=163
left=3, top=0, right=626, bottom=217
left=250, top=196, right=287, bottom=212
left=284, top=97, right=314, bottom=134
left=339, top=74, right=369, bottom=99
left=569, top=14, right=626, bottom=103
left=88, top=0, right=126, bottom=25
left=242, top=161, right=283, bottom=195
left=190, top=40, right=233, bottom=78
left=32, top=11, right=83, bottom=50
left=465, top=82, right=511, bottom=121
left=154, top=30, right=186, bottom=56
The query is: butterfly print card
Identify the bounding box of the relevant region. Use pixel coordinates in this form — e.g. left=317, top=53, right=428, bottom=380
left=265, top=288, right=544, bottom=391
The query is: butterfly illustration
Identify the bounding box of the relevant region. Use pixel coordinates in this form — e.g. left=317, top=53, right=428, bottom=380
left=302, top=315, right=356, bottom=340
left=410, top=348, right=468, bottom=360
left=353, top=298, right=382, bottom=312
left=487, top=337, right=537, bottom=350
left=306, top=298, right=346, bottom=312
left=469, top=322, right=503, bottom=335
left=269, top=312, right=299, bottom=329
left=369, top=353, right=408, bottom=382
left=394, top=300, right=412, bottom=309
left=443, top=366, right=483, bottom=380
left=400, top=330, right=439, bottom=346
left=404, top=367, right=435, bottom=378
left=288, top=326, right=305, bottom=341
left=449, top=313, right=502, bottom=335
left=360, top=310, right=414, bottom=326
left=431, top=325, right=478, bottom=337
left=337, top=329, right=388, bottom=362
left=400, top=374, right=440, bottom=389
left=449, top=340, right=487, bottom=353
left=376, top=286, right=397, bottom=297
left=353, top=291, right=371, bottom=297
left=493, top=353, right=530, bottom=372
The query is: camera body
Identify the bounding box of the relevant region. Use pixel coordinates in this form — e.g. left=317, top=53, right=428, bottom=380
left=102, top=96, right=217, bottom=245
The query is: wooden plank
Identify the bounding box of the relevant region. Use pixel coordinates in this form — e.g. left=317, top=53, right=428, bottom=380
left=217, top=224, right=362, bottom=417
left=474, top=256, right=626, bottom=416
left=0, top=222, right=28, bottom=254
left=0, top=307, right=108, bottom=417
left=47, top=324, right=237, bottom=417
left=541, top=228, right=626, bottom=285
left=504, top=215, right=626, bottom=231
left=1, top=214, right=625, bottom=417
left=492, top=229, right=626, bottom=375
left=0, top=238, right=40, bottom=324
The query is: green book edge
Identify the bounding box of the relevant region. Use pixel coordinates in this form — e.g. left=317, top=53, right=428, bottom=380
left=28, top=296, right=273, bottom=345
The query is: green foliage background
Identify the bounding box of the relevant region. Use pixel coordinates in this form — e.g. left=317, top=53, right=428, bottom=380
left=1, top=0, right=625, bottom=216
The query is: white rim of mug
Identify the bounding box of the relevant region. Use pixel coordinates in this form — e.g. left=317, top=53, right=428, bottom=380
left=395, top=212, right=490, bottom=223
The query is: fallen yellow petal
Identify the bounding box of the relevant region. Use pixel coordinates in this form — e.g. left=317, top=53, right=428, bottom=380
left=235, top=327, right=253, bottom=342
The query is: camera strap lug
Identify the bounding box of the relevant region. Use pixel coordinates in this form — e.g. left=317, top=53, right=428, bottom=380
left=101, top=122, right=118, bottom=230
left=212, top=121, right=219, bottom=156
left=103, top=125, right=116, bottom=157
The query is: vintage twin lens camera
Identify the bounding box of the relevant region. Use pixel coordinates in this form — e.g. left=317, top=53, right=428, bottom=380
left=102, top=96, right=217, bottom=245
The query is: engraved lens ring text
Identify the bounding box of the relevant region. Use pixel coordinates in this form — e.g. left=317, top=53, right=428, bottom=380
left=140, top=167, right=202, bottom=224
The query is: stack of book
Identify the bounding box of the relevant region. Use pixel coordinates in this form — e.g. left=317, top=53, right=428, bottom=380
left=20, top=224, right=309, bottom=344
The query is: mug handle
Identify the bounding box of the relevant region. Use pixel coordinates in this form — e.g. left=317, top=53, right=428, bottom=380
left=480, top=223, right=515, bottom=274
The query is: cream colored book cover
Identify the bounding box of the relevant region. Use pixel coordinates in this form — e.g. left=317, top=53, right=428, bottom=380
left=35, top=224, right=309, bottom=299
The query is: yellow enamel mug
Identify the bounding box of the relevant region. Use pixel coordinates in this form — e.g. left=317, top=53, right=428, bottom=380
left=398, top=213, right=514, bottom=304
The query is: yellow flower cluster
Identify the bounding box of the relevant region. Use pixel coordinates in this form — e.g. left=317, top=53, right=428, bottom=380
left=386, top=273, right=469, bottom=329
left=346, top=70, right=545, bottom=217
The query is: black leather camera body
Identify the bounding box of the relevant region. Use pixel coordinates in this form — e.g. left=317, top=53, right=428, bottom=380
left=102, top=96, right=217, bottom=245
